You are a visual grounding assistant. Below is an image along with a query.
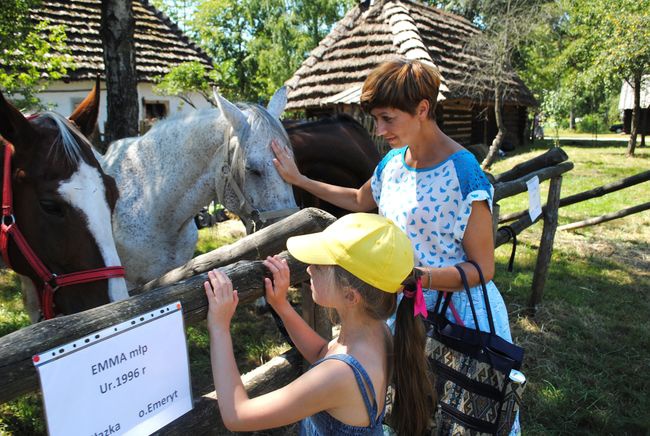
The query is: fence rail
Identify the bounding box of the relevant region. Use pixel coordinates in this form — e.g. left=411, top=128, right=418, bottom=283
left=0, top=208, right=336, bottom=405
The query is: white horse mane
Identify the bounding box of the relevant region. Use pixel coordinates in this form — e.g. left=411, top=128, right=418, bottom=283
left=39, top=111, right=89, bottom=165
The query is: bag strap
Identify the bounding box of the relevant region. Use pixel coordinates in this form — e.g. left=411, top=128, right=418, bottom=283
left=452, top=265, right=481, bottom=332
left=499, top=225, right=517, bottom=272
left=465, top=260, right=496, bottom=335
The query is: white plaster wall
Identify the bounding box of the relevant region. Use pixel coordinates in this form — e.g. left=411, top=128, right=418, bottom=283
left=36, top=80, right=213, bottom=135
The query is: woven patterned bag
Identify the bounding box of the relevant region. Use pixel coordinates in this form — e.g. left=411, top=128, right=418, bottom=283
left=424, top=262, right=525, bottom=435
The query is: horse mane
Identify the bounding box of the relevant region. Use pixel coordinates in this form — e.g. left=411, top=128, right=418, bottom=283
left=236, top=103, right=290, bottom=144
left=39, top=111, right=91, bottom=165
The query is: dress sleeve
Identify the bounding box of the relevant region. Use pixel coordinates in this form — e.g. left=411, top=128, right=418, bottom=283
left=371, top=148, right=401, bottom=205
left=370, top=165, right=382, bottom=205
left=452, top=152, right=494, bottom=242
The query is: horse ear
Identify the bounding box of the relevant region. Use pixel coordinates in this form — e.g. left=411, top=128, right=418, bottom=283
left=69, top=76, right=101, bottom=137
left=0, top=90, right=37, bottom=152
left=213, top=87, right=249, bottom=134
left=266, top=86, right=287, bottom=119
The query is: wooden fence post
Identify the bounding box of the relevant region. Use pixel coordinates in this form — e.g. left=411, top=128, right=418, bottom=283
left=528, top=176, right=563, bottom=312
left=492, top=202, right=500, bottom=246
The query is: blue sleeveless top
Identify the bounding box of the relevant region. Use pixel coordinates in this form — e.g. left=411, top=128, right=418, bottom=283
left=299, top=354, right=385, bottom=436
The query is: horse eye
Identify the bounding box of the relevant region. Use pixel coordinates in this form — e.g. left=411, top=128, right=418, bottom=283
left=39, top=200, right=65, bottom=217
left=246, top=165, right=263, bottom=177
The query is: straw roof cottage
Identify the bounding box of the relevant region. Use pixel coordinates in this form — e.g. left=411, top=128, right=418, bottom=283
left=285, top=0, right=536, bottom=149
left=30, top=0, right=213, bottom=137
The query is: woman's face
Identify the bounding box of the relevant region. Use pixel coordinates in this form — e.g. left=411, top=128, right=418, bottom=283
left=370, top=107, right=419, bottom=148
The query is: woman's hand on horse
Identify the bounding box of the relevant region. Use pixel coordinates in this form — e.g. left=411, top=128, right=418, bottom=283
left=263, top=255, right=291, bottom=311
left=271, top=140, right=302, bottom=185
left=204, top=269, right=239, bottom=333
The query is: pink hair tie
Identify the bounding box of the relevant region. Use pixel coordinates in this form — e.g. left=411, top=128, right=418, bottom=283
left=403, top=277, right=427, bottom=318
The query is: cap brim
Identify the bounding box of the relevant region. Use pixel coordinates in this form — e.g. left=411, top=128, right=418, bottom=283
left=286, top=232, right=338, bottom=266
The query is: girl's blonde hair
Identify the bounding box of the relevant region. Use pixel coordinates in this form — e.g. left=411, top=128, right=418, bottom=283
left=330, top=265, right=434, bottom=435
left=361, top=58, right=442, bottom=120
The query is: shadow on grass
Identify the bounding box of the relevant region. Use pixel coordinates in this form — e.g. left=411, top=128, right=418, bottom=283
left=495, top=242, right=650, bottom=435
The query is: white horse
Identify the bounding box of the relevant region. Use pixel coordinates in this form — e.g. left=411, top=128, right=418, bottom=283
left=99, top=88, right=298, bottom=289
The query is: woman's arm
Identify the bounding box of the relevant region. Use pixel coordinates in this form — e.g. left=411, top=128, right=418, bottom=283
left=420, top=200, right=495, bottom=291
left=263, top=256, right=329, bottom=363
left=271, top=140, right=376, bottom=212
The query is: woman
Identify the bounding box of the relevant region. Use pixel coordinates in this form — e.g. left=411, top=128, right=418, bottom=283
left=273, top=59, right=519, bottom=433
left=205, top=213, right=433, bottom=435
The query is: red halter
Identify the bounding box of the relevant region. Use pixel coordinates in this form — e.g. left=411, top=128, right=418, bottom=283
left=0, top=141, right=126, bottom=320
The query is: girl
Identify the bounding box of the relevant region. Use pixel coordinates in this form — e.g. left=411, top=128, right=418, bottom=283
left=204, top=213, right=433, bottom=435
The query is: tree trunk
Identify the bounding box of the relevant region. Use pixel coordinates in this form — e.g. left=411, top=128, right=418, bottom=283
left=100, top=0, right=139, bottom=145
left=641, top=103, right=648, bottom=148
left=482, top=89, right=506, bottom=170
left=627, top=73, right=641, bottom=157
left=569, top=107, right=575, bottom=130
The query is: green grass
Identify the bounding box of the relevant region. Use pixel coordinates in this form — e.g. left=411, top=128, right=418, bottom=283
left=551, top=129, right=628, bottom=140
left=491, top=141, right=650, bottom=434
left=1, top=141, right=648, bottom=434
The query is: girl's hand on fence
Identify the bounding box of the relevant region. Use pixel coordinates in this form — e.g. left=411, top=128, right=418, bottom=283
left=204, top=269, right=239, bottom=333
left=271, top=140, right=302, bottom=186
left=263, top=255, right=291, bottom=311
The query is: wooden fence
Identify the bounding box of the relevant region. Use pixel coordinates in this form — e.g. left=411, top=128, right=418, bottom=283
left=0, top=149, right=579, bottom=433
left=0, top=208, right=336, bottom=405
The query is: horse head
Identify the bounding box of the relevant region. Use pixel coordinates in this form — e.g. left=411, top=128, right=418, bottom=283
left=214, top=87, right=298, bottom=233
left=0, top=82, right=128, bottom=321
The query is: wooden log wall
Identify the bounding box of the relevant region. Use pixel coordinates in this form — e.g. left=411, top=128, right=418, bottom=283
left=440, top=100, right=472, bottom=145
left=469, top=102, right=529, bottom=149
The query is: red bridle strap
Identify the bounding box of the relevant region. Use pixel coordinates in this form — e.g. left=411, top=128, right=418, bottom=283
left=0, top=140, right=126, bottom=320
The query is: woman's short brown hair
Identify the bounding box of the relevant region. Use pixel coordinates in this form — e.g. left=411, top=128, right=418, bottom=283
left=360, top=58, right=442, bottom=120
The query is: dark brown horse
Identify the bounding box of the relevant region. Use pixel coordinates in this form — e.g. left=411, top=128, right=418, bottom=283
left=0, top=83, right=127, bottom=321
left=284, top=114, right=380, bottom=217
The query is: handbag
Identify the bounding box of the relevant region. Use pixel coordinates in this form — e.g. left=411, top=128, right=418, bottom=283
left=424, top=260, right=525, bottom=435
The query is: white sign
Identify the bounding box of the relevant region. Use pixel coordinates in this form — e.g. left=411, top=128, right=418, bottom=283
left=34, top=302, right=193, bottom=436
left=526, top=176, right=543, bottom=221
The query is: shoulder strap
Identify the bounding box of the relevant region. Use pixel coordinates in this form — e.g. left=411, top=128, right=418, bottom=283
left=453, top=265, right=481, bottom=331
left=312, top=354, right=380, bottom=427
left=464, top=260, right=496, bottom=334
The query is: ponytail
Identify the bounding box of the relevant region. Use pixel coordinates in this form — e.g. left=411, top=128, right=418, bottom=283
left=392, top=292, right=435, bottom=435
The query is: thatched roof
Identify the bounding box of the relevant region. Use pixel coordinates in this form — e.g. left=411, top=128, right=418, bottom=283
left=286, top=0, right=535, bottom=111
left=31, top=0, right=212, bottom=82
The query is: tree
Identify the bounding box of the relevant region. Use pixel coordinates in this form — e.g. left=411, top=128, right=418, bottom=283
left=153, top=61, right=221, bottom=107
left=0, top=0, right=72, bottom=110
left=459, top=0, right=546, bottom=169
left=152, top=0, right=353, bottom=103
left=562, top=0, right=650, bottom=156
left=100, top=0, right=139, bottom=144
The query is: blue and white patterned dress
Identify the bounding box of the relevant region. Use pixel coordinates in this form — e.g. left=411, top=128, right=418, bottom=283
left=370, top=147, right=513, bottom=342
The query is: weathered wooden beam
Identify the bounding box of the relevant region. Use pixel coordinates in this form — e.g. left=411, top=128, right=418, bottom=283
left=495, top=212, right=540, bottom=248
left=499, top=170, right=650, bottom=223
left=155, top=349, right=302, bottom=435
left=0, top=252, right=310, bottom=404
left=558, top=201, right=650, bottom=232
left=134, top=208, right=336, bottom=295
left=528, top=176, right=563, bottom=312
left=493, top=161, right=573, bottom=202
left=494, top=147, right=568, bottom=184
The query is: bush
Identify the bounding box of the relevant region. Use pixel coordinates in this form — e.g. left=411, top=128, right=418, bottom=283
left=576, top=113, right=608, bottom=133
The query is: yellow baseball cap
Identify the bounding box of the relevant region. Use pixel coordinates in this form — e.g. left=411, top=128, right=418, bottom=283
left=286, top=213, right=414, bottom=293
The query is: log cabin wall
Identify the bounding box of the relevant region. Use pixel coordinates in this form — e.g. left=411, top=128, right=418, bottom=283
left=439, top=100, right=473, bottom=146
